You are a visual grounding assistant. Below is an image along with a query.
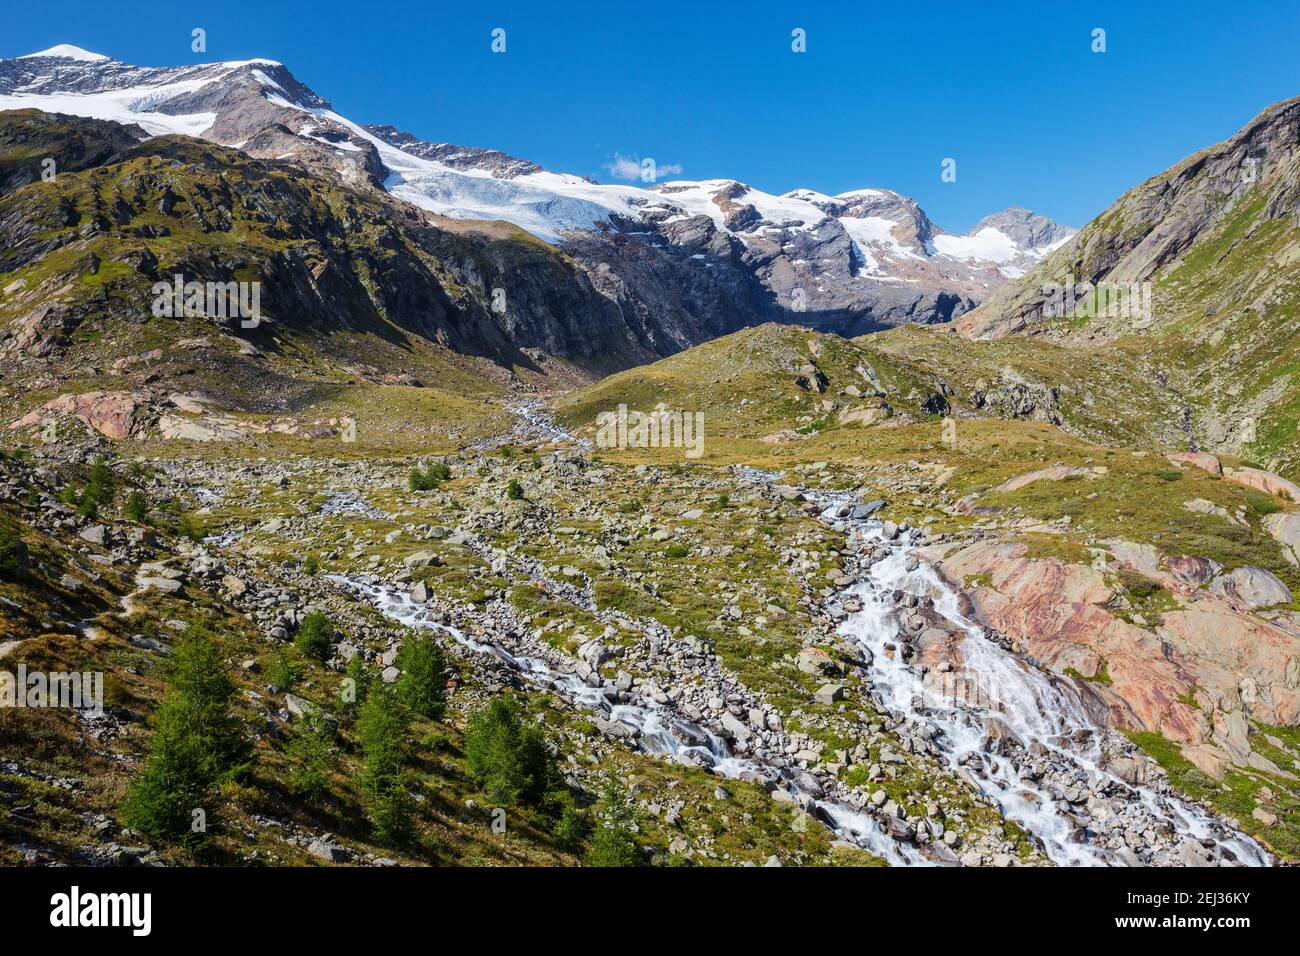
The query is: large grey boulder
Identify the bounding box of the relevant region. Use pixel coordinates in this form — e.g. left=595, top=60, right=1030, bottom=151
left=1209, top=566, right=1292, bottom=609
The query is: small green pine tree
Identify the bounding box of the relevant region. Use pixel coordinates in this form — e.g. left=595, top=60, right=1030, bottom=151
left=584, top=774, right=640, bottom=867
left=342, top=653, right=372, bottom=713
left=121, top=624, right=250, bottom=847
left=85, top=455, right=114, bottom=508
left=0, top=527, right=29, bottom=580
left=394, top=631, right=448, bottom=719
left=125, top=489, right=148, bottom=522
left=506, top=478, right=523, bottom=500
left=266, top=649, right=300, bottom=691
left=295, top=611, right=333, bottom=661
left=357, top=687, right=413, bottom=841
left=287, top=712, right=334, bottom=802
left=463, top=695, right=556, bottom=806
left=551, top=795, right=588, bottom=852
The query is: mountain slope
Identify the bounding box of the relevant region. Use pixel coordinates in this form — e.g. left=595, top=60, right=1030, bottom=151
left=956, top=95, right=1300, bottom=473
left=1, top=45, right=1072, bottom=338
left=0, top=110, right=671, bottom=443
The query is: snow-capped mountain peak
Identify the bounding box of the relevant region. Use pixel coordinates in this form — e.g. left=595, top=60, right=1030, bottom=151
left=17, top=44, right=111, bottom=62
left=0, top=44, right=1075, bottom=329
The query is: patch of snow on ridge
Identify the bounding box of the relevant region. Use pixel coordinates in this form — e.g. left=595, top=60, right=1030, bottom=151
left=18, top=45, right=110, bottom=62
left=934, top=227, right=1022, bottom=266
left=653, top=180, right=829, bottom=233
left=0, top=80, right=218, bottom=138
left=933, top=226, right=1074, bottom=279
left=836, top=187, right=890, bottom=200
left=840, top=216, right=924, bottom=274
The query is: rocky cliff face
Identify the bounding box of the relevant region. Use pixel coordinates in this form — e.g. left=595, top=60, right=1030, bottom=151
left=956, top=95, right=1300, bottom=475
left=960, top=96, right=1300, bottom=340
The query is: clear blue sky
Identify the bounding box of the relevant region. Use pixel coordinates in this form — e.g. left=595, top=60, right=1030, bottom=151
left=5, top=0, right=1298, bottom=231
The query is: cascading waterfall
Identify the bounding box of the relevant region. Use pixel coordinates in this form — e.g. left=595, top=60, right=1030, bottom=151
left=819, top=504, right=1270, bottom=867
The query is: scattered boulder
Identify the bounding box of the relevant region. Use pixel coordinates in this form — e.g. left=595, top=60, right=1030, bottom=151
left=307, top=837, right=350, bottom=863
left=1208, top=566, right=1292, bottom=609
left=1224, top=466, right=1300, bottom=503
left=994, top=466, right=1097, bottom=493
left=8, top=391, right=145, bottom=440
left=813, top=683, right=845, bottom=705
left=1167, top=452, right=1222, bottom=476
left=1263, top=512, right=1300, bottom=566
left=284, top=694, right=318, bottom=719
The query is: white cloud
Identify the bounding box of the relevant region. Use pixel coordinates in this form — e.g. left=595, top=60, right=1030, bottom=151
left=603, top=153, right=683, bottom=181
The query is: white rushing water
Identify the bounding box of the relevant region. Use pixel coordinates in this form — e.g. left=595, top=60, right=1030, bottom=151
left=328, top=573, right=925, bottom=864
left=819, top=504, right=1270, bottom=867
left=313, top=413, right=1268, bottom=866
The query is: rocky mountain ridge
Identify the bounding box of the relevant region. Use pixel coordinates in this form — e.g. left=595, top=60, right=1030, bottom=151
left=954, top=95, right=1300, bottom=470
left=0, top=45, right=1072, bottom=336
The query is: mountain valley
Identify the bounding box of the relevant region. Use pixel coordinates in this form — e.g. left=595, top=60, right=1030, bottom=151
left=2, top=41, right=1299, bottom=873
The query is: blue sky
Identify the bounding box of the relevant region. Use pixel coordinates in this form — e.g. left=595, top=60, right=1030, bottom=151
left=5, top=0, right=1298, bottom=231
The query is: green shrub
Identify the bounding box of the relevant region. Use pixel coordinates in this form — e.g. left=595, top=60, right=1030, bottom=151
left=1242, top=489, right=1283, bottom=516
left=287, top=712, right=334, bottom=802
left=357, top=687, right=413, bottom=841
left=125, top=489, right=148, bottom=522
left=120, top=624, right=250, bottom=847
left=506, top=478, right=524, bottom=501
left=664, top=544, right=689, bottom=559
left=464, top=695, right=556, bottom=805
left=342, top=653, right=373, bottom=712
left=1154, top=470, right=1183, bottom=482
left=302, top=554, right=320, bottom=575
left=88, top=455, right=112, bottom=491
left=395, top=631, right=448, bottom=719
left=0, top=528, right=29, bottom=580
left=295, top=611, right=333, bottom=661
left=63, top=456, right=117, bottom=518
left=551, top=796, right=588, bottom=851
left=176, top=513, right=205, bottom=541
left=584, top=774, right=640, bottom=867
left=409, top=463, right=439, bottom=491
left=266, top=650, right=301, bottom=691
left=409, top=460, right=450, bottom=491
